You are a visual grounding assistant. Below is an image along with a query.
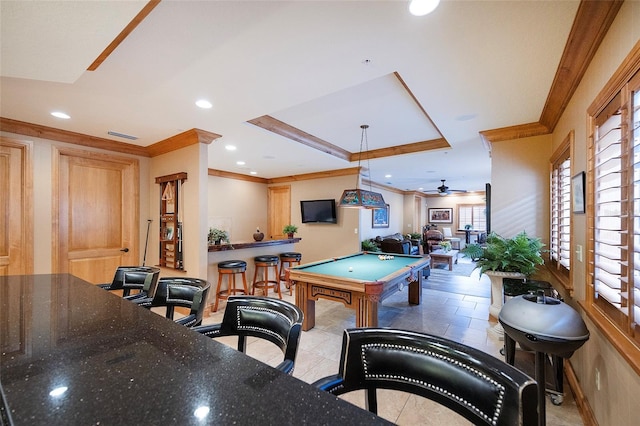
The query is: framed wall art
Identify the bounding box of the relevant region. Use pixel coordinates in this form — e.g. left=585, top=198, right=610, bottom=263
left=572, top=171, right=585, bottom=214
left=372, top=204, right=390, bottom=228
left=428, top=208, right=453, bottom=223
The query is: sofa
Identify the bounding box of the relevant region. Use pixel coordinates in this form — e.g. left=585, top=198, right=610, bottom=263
left=374, top=233, right=420, bottom=256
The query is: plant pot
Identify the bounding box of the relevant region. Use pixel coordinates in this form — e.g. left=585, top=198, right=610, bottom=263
left=287, top=233, right=294, bottom=239
left=253, top=231, right=264, bottom=241
left=214, top=239, right=221, bottom=245
left=484, top=270, right=526, bottom=340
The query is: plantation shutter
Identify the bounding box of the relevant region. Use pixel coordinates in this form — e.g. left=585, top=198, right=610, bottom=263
left=593, top=92, right=626, bottom=325
left=550, top=149, right=571, bottom=275
left=631, top=78, right=640, bottom=338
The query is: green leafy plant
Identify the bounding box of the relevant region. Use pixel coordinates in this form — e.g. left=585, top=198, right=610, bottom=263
left=408, top=232, right=422, bottom=240
left=472, top=231, right=545, bottom=277
left=282, top=224, right=298, bottom=235
left=208, top=228, right=229, bottom=244
left=361, top=239, right=380, bottom=252
left=460, top=243, right=484, bottom=261
left=440, top=240, right=452, bottom=251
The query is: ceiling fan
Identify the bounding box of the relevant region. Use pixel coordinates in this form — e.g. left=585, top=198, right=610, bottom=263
left=425, top=180, right=467, bottom=196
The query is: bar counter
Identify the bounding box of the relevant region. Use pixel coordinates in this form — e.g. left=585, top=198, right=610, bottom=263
left=0, top=274, right=388, bottom=425
left=207, top=237, right=301, bottom=252
left=207, top=239, right=302, bottom=302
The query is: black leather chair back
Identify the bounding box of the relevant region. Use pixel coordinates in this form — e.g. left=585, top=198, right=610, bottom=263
left=98, top=266, right=160, bottom=298
left=134, top=277, right=210, bottom=327
left=313, top=328, right=538, bottom=425
left=193, top=296, right=303, bottom=374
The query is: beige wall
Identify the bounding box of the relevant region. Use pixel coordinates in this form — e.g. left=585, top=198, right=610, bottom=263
left=425, top=192, right=487, bottom=235
left=286, top=174, right=360, bottom=262
left=491, top=134, right=551, bottom=244
left=207, top=175, right=268, bottom=243
left=548, top=2, right=639, bottom=425
left=149, top=143, right=208, bottom=279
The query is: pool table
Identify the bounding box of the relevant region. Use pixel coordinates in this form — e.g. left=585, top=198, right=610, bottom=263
left=287, top=252, right=430, bottom=331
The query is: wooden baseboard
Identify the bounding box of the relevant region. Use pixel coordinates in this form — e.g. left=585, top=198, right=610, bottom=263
left=565, top=360, right=598, bottom=425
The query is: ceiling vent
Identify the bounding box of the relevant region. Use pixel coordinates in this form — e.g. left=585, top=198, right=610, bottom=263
left=107, top=130, right=138, bottom=140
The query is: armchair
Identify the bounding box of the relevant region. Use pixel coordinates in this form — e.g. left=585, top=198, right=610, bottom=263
left=424, top=230, right=444, bottom=253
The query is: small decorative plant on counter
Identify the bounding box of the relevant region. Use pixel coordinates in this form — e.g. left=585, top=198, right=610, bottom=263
left=208, top=228, right=229, bottom=245
left=283, top=224, right=298, bottom=238
left=440, top=240, right=452, bottom=252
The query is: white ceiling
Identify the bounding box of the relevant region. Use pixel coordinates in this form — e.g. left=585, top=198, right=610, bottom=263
left=0, top=0, right=580, bottom=194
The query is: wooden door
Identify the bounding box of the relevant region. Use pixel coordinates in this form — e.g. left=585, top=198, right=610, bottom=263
left=54, top=147, right=139, bottom=284
left=268, top=185, right=291, bottom=239
left=0, top=137, right=33, bottom=275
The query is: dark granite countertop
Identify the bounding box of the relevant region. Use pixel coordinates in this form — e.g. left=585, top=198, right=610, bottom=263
left=0, top=274, right=388, bottom=425
left=208, top=237, right=301, bottom=252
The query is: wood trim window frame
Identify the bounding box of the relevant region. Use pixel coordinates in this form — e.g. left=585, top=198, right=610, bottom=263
left=581, top=41, right=640, bottom=374
left=456, top=204, right=486, bottom=232
left=548, top=131, right=573, bottom=294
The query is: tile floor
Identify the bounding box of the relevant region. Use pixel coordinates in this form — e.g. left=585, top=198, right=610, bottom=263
left=201, top=261, right=584, bottom=425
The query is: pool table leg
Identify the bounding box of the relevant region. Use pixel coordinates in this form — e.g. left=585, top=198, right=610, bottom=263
left=356, top=296, right=378, bottom=328
left=408, top=274, right=423, bottom=305
left=295, top=282, right=315, bottom=331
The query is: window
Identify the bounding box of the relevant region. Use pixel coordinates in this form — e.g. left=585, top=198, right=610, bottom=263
left=586, top=53, right=640, bottom=367
left=457, top=204, right=486, bottom=231
left=549, top=132, right=573, bottom=289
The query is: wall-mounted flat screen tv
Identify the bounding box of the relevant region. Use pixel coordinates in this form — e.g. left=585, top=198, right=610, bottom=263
left=300, top=199, right=337, bottom=223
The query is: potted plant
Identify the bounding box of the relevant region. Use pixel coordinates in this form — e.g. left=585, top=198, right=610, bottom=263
left=460, top=243, right=483, bottom=261
left=283, top=224, right=298, bottom=238
left=474, top=231, right=544, bottom=277
left=361, top=239, right=380, bottom=252
left=208, top=228, right=229, bottom=245
left=471, top=231, right=545, bottom=337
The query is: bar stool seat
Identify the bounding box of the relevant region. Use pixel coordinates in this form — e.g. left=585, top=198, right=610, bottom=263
left=212, top=260, right=248, bottom=312
left=279, top=252, right=302, bottom=295
left=252, top=255, right=281, bottom=299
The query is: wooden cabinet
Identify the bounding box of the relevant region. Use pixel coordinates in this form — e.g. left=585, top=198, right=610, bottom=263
left=155, top=173, right=187, bottom=270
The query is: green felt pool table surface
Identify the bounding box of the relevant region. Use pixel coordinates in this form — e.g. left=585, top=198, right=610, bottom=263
left=292, top=252, right=426, bottom=282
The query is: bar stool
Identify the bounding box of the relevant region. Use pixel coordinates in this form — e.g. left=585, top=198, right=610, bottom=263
left=279, top=252, right=302, bottom=295
left=212, top=260, right=249, bottom=312
left=251, top=255, right=281, bottom=299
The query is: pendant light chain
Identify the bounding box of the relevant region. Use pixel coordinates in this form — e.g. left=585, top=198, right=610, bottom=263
left=361, top=124, right=374, bottom=193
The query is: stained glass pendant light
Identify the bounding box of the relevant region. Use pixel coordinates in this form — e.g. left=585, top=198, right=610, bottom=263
left=339, top=125, right=387, bottom=209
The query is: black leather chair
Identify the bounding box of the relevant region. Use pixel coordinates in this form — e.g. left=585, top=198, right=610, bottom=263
left=133, top=277, right=210, bottom=327
left=98, top=266, right=160, bottom=299
left=192, top=296, right=303, bottom=374
left=313, top=328, right=538, bottom=426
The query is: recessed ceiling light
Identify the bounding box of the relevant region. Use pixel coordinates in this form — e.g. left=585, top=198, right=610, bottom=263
left=385, top=174, right=392, bottom=178
left=225, top=145, right=237, bottom=151
left=409, top=0, right=440, bottom=17
left=195, top=99, right=212, bottom=109
left=236, top=161, right=245, bottom=166
left=250, top=171, right=257, bottom=175
left=51, top=111, right=70, bottom=119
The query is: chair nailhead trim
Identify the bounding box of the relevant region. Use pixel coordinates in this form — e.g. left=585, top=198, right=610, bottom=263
left=360, top=343, right=504, bottom=425
left=235, top=306, right=292, bottom=347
